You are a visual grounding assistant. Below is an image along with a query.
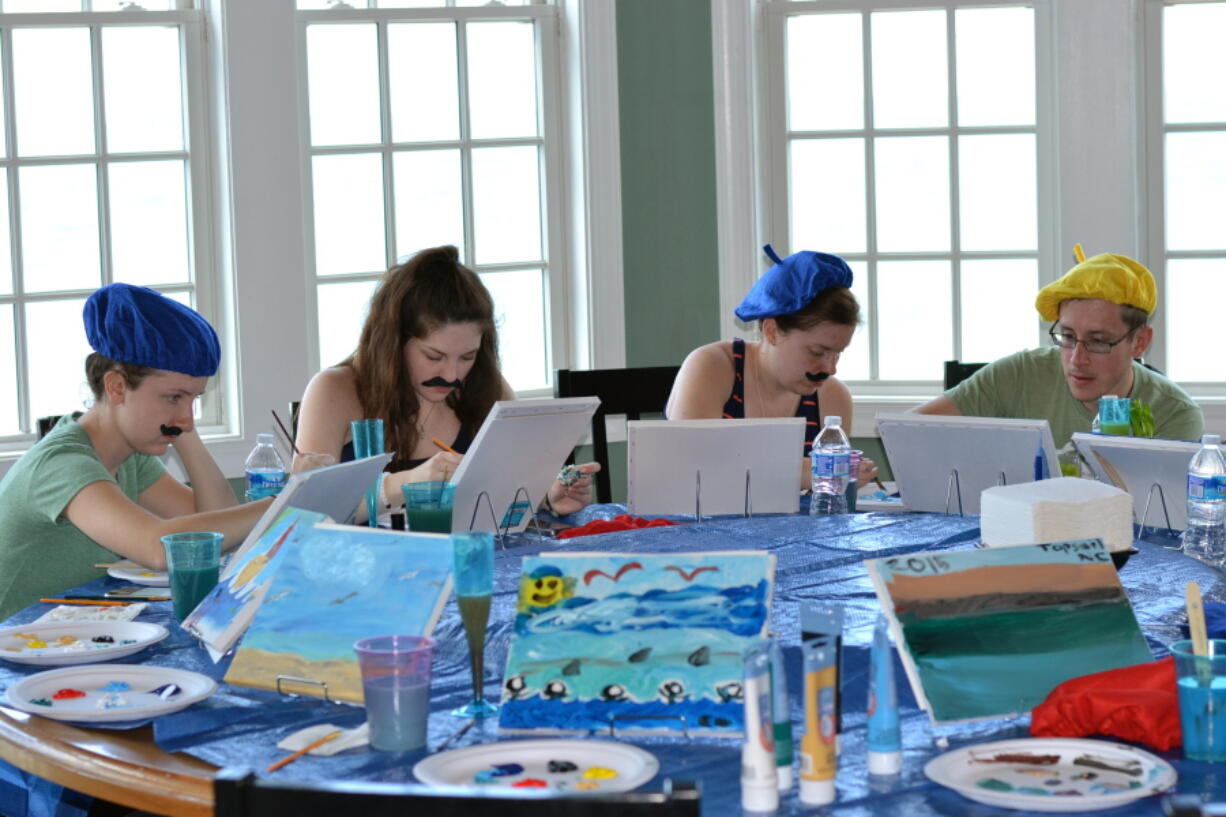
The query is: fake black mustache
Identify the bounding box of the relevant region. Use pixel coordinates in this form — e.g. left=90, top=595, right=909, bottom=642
left=422, top=377, right=463, bottom=390
left=161, top=424, right=184, bottom=437
left=805, top=371, right=831, bottom=383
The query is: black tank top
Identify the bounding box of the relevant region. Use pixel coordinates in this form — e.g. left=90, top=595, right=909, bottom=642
left=721, top=338, right=821, bottom=457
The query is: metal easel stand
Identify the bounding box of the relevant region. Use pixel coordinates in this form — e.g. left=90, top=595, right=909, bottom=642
left=275, top=675, right=344, bottom=705
left=465, top=487, right=550, bottom=549
left=1139, top=482, right=1175, bottom=538
left=744, top=469, right=753, bottom=518
left=944, top=469, right=965, bottom=516
left=608, top=713, right=692, bottom=740
left=694, top=470, right=703, bottom=524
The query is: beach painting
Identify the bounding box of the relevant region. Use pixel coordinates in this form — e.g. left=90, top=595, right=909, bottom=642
left=866, top=539, right=1152, bottom=724
left=224, top=522, right=452, bottom=703
left=182, top=507, right=328, bottom=661
left=499, top=551, right=775, bottom=736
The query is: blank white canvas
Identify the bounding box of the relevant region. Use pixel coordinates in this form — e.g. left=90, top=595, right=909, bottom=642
left=450, top=397, right=600, bottom=534
left=1072, top=432, right=1199, bottom=531
left=876, top=413, right=1059, bottom=515
left=626, top=418, right=804, bottom=517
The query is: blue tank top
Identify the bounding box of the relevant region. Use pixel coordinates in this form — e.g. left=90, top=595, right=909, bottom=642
left=721, top=338, right=821, bottom=457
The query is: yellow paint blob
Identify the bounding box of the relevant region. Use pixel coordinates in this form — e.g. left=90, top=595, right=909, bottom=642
left=13, top=633, right=36, bottom=640
left=581, top=767, right=618, bottom=780
left=138, top=572, right=156, bottom=578
left=55, top=636, right=77, bottom=646
left=574, top=781, right=600, bottom=791
left=26, top=640, right=46, bottom=648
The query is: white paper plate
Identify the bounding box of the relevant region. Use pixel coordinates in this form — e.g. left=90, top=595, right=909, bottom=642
left=924, top=737, right=1176, bottom=812
left=0, top=621, right=168, bottom=666
left=413, top=739, right=658, bottom=793
left=3, top=664, right=216, bottom=722
left=108, top=566, right=170, bottom=586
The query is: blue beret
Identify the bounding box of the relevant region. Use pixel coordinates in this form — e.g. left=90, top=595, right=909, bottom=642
left=83, top=283, right=221, bottom=377
left=734, top=245, right=854, bottom=322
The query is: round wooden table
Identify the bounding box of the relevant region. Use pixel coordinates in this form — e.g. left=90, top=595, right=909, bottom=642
left=0, top=703, right=216, bottom=816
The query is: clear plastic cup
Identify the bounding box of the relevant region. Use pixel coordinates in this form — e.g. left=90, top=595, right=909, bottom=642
left=354, top=635, right=435, bottom=751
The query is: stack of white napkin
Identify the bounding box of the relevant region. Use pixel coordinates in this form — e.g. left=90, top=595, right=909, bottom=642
left=980, top=477, right=1133, bottom=553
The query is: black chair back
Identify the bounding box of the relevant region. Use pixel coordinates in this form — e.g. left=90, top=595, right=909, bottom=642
left=214, top=769, right=701, bottom=817
left=554, top=366, right=681, bottom=503
left=942, top=360, right=986, bottom=390
left=36, top=415, right=64, bottom=439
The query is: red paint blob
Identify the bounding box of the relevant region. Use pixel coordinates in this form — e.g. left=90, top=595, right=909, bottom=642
left=512, top=778, right=548, bottom=788
left=52, top=688, right=86, bottom=700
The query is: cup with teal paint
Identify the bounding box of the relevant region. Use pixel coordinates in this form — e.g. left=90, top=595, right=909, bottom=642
left=1173, top=639, right=1226, bottom=762
left=402, top=481, right=456, bottom=533
left=160, top=531, right=222, bottom=621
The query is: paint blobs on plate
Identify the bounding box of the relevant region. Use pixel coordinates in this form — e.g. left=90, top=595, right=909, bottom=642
left=92, top=636, right=114, bottom=644
left=582, top=766, right=617, bottom=780
left=52, top=688, right=86, bottom=700
left=28, top=698, right=51, bottom=707
left=150, top=683, right=182, bottom=699
left=491, top=763, right=522, bottom=777
left=547, top=760, right=578, bottom=773
left=512, top=779, right=548, bottom=789
left=97, top=693, right=131, bottom=710
left=102, top=681, right=131, bottom=692
left=468, top=759, right=614, bottom=791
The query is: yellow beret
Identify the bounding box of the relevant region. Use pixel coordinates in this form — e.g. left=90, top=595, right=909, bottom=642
left=1034, top=253, right=1156, bottom=321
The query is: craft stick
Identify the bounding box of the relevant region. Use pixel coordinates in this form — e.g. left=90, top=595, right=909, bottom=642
left=271, top=410, right=302, bottom=457
left=40, top=598, right=131, bottom=607
left=431, top=437, right=460, bottom=456
left=1073, top=243, right=1086, bottom=263
left=1188, top=581, right=1209, bottom=658
left=93, top=562, right=141, bottom=569
left=266, top=730, right=342, bottom=772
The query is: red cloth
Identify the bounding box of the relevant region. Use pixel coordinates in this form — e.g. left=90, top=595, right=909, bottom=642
left=1030, top=656, right=1181, bottom=750
left=555, top=514, right=677, bottom=539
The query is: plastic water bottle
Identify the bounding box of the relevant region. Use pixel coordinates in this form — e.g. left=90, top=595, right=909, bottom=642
left=245, top=433, right=287, bottom=500
left=1183, top=433, right=1226, bottom=566
left=810, top=415, right=851, bottom=515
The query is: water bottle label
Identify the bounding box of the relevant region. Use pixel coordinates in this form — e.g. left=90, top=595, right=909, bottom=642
left=247, top=470, right=286, bottom=491
left=813, top=452, right=851, bottom=478
left=1188, top=474, right=1223, bottom=502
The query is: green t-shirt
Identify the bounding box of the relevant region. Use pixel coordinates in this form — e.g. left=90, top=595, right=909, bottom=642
left=946, top=346, right=1204, bottom=448
left=0, top=415, right=165, bottom=621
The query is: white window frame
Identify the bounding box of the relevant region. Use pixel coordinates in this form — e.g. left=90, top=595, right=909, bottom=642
left=718, top=0, right=1196, bottom=436
left=0, top=8, right=218, bottom=450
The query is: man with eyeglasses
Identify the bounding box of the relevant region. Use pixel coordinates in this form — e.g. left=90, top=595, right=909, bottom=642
left=915, top=253, right=1202, bottom=447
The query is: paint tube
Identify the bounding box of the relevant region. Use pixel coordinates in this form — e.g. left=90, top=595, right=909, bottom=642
left=767, top=636, right=794, bottom=790
left=867, top=614, right=901, bottom=775
left=741, top=641, right=778, bottom=813
left=800, top=602, right=842, bottom=753
left=799, top=637, right=837, bottom=806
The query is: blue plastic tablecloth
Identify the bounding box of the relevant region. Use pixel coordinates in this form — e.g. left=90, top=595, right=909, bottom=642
left=1, top=509, right=1224, bottom=817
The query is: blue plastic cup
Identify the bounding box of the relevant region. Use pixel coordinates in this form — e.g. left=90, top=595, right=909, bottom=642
left=350, top=419, right=385, bottom=526
left=1173, top=639, right=1226, bottom=762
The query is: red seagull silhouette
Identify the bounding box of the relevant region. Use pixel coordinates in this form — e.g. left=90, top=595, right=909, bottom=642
left=665, top=565, right=719, bottom=582
left=583, top=561, right=643, bottom=585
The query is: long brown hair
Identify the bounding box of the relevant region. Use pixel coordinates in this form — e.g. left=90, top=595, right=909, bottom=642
left=343, top=246, right=501, bottom=470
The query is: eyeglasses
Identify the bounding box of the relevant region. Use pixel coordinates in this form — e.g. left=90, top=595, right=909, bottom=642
left=1047, top=325, right=1136, bottom=355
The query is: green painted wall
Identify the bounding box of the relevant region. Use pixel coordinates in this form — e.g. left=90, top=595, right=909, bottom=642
left=617, top=0, right=721, bottom=367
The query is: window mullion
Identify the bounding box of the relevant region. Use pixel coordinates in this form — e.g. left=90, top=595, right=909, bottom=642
left=376, top=20, right=395, bottom=268
left=456, top=17, right=475, bottom=268
left=946, top=7, right=961, bottom=363
left=91, top=24, right=113, bottom=288
left=861, top=9, right=880, bottom=381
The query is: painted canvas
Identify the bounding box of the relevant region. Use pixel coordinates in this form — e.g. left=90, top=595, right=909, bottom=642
left=499, top=551, right=776, bottom=736
left=224, top=522, right=452, bottom=703
left=182, top=507, right=328, bottom=661
left=866, top=539, right=1152, bottom=724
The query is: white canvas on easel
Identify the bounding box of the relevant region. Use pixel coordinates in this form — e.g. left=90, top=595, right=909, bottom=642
left=449, top=396, right=600, bottom=534
left=1072, top=432, right=1199, bottom=531
left=227, top=452, right=393, bottom=569
left=626, top=418, right=804, bottom=516
left=876, top=413, right=1060, bottom=515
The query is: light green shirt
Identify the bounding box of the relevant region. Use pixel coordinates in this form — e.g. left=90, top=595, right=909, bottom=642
left=0, top=415, right=165, bottom=621
left=946, top=346, right=1204, bottom=448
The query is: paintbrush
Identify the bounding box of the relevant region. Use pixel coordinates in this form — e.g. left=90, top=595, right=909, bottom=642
left=1187, top=581, right=1212, bottom=685
left=40, top=598, right=131, bottom=607
left=93, top=561, right=142, bottom=570
left=266, top=730, right=342, bottom=772
left=271, top=410, right=301, bottom=457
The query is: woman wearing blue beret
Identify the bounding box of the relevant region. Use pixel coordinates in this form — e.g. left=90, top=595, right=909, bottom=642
left=294, top=245, right=599, bottom=519
left=0, top=284, right=270, bottom=620
left=666, top=245, right=875, bottom=489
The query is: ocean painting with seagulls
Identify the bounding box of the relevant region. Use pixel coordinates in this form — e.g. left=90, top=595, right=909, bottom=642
left=498, top=551, right=776, bottom=736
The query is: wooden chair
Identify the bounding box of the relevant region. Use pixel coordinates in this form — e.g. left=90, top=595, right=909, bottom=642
left=942, top=360, right=986, bottom=390
left=554, top=366, right=681, bottom=504
left=213, top=769, right=701, bottom=817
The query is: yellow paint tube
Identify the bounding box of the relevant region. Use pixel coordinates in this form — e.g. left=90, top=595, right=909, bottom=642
left=799, top=639, right=837, bottom=806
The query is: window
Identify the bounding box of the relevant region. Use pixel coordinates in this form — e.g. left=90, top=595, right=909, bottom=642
left=1146, top=0, right=1226, bottom=384
left=0, top=3, right=210, bottom=440
left=762, top=0, right=1048, bottom=383
left=298, top=1, right=563, bottom=393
